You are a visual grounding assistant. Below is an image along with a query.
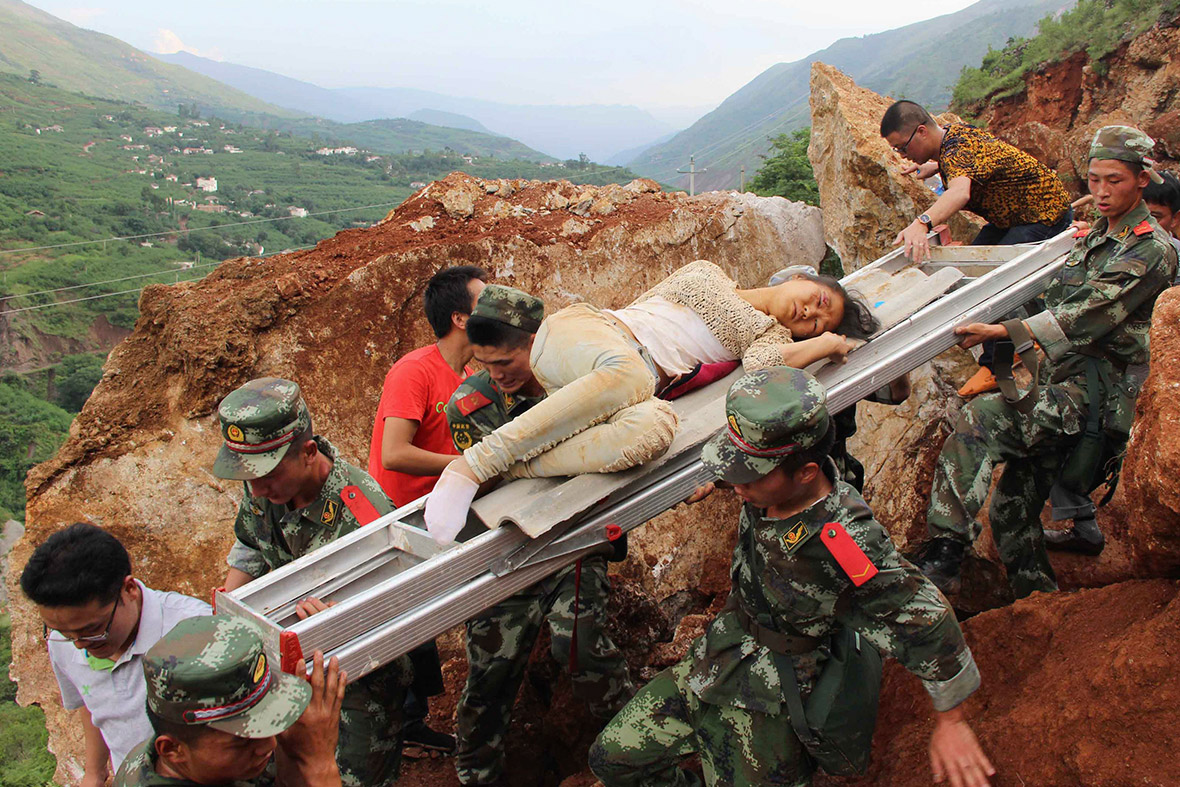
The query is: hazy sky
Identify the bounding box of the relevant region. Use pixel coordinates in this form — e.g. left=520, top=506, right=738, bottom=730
left=31, top=0, right=980, bottom=114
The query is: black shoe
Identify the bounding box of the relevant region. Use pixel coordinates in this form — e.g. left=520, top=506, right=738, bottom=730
left=1043, top=525, right=1105, bottom=556
left=911, top=538, right=965, bottom=596
left=402, top=721, right=456, bottom=756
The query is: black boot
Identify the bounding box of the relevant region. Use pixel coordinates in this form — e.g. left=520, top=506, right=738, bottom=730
left=911, top=537, right=965, bottom=596
left=1044, top=517, right=1105, bottom=556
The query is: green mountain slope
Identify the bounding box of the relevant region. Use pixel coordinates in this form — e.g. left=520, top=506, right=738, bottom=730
left=630, top=0, right=1069, bottom=190
left=0, top=0, right=555, bottom=161
left=0, top=74, right=640, bottom=369
left=0, top=0, right=304, bottom=124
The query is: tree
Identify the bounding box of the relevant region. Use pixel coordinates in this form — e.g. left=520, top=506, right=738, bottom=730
left=748, top=128, right=820, bottom=206
left=27, top=69, right=41, bottom=85
left=54, top=354, right=105, bottom=413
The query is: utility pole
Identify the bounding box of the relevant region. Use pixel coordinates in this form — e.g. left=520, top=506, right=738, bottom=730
left=677, top=154, right=707, bottom=197
left=740, top=164, right=746, bottom=192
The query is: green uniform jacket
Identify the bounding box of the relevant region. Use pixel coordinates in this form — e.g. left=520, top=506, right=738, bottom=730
left=686, top=461, right=979, bottom=716
left=1024, top=201, right=1178, bottom=429
left=113, top=738, right=267, bottom=786
left=444, top=370, right=543, bottom=452
left=226, top=436, right=392, bottom=577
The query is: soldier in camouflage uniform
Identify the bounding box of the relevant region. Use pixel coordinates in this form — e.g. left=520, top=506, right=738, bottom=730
left=915, top=126, right=1179, bottom=596
left=113, top=615, right=342, bottom=786
left=213, top=378, right=412, bottom=786
left=590, top=367, right=993, bottom=787
left=446, top=285, right=636, bottom=786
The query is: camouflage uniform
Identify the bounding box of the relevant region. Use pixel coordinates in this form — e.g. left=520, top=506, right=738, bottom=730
left=590, top=368, right=979, bottom=787
left=113, top=615, right=311, bottom=787
left=448, top=285, right=636, bottom=785
left=215, top=378, right=412, bottom=787
left=927, top=127, right=1179, bottom=596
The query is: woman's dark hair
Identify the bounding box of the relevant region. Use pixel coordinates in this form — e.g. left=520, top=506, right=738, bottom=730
left=20, top=522, right=131, bottom=607
left=794, top=272, right=880, bottom=340
left=779, top=423, right=838, bottom=476
left=466, top=314, right=534, bottom=350
left=424, top=265, right=488, bottom=339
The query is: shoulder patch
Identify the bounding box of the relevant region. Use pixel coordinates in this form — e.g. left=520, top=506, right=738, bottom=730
left=819, top=522, right=879, bottom=587
left=455, top=390, right=493, bottom=416
left=1133, top=220, right=1154, bottom=236
left=340, top=485, right=381, bottom=526
left=451, top=420, right=473, bottom=450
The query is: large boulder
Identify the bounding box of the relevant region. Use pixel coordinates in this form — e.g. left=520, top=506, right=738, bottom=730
left=817, top=579, right=1180, bottom=787
left=5, top=172, right=825, bottom=784
left=807, top=62, right=984, bottom=269
left=1120, top=288, right=1180, bottom=576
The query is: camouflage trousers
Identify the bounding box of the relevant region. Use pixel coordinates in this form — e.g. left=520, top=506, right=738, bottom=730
left=455, top=555, right=635, bottom=785
left=338, top=654, right=413, bottom=787
left=589, top=659, right=812, bottom=787
left=927, top=387, right=1093, bottom=596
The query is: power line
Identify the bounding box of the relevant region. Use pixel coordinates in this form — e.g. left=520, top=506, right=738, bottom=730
left=0, top=260, right=223, bottom=301
left=0, top=201, right=400, bottom=257
left=2, top=245, right=315, bottom=314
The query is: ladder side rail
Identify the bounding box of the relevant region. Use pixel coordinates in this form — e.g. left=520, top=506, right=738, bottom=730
left=323, top=546, right=607, bottom=682
left=280, top=524, right=529, bottom=657
left=230, top=502, right=429, bottom=610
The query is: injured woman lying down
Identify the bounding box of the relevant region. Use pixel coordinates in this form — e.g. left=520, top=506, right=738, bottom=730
left=425, top=259, right=879, bottom=543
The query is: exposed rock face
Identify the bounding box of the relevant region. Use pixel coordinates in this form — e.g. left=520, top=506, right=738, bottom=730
left=807, top=62, right=984, bottom=269
left=1120, top=288, right=1180, bottom=576
left=971, top=20, right=1180, bottom=191
left=5, top=172, right=825, bottom=784
left=817, top=580, right=1180, bottom=787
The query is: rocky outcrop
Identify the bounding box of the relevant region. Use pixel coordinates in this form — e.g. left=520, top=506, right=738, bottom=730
left=5, top=172, right=825, bottom=784
left=971, top=19, right=1180, bottom=191
left=1120, top=288, right=1180, bottom=576
left=817, top=580, right=1180, bottom=787
left=807, top=63, right=984, bottom=268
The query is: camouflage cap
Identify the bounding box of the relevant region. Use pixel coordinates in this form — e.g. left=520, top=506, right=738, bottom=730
left=1089, top=125, right=1164, bottom=185
left=471, top=284, right=544, bottom=333
left=701, top=367, right=830, bottom=484
left=213, top=377, right=312, bottom=481
left=144, top=615, right=310, bottom=739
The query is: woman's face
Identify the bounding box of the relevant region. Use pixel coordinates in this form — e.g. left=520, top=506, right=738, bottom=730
left=767, top=279, right=845, bottom=338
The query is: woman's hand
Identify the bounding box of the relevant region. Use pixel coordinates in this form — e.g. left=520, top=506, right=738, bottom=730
left=820, top=332, right=858, bottom=364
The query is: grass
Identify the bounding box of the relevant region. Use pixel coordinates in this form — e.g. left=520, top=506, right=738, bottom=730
left=0, top=612, right=57, bottom=787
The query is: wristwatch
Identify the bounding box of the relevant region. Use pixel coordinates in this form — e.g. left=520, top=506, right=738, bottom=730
left=917, top=213, right=934, bottom=231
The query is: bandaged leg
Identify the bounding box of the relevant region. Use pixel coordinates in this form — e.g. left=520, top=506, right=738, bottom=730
left=506, top=399, right=678, bottom=479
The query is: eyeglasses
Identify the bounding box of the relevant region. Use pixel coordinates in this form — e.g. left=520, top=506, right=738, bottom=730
left=892, top=125, right=922, bottom=155
left=43, top=595, right=121, bottom=645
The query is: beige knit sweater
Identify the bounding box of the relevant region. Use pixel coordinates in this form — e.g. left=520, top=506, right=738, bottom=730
left=629, top=260, right=792, bottom=371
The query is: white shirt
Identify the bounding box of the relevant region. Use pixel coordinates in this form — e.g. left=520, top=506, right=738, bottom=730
left=47, top=580, right=210, bottom=771
left=608, top=296, right=735, bottom=377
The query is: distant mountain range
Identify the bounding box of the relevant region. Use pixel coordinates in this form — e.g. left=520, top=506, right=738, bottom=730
left=154, top=52, right=677, bottom=163
left=0, top=0, right=550, bottom=161
left=629, top=0, right=1072, bottom=190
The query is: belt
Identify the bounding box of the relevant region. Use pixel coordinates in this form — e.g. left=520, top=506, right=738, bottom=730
left=603, top=313, right=669, bottom=389
left=728, top=597, right=822, bottom=656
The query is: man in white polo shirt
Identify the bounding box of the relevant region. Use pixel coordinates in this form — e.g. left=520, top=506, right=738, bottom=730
left=20, top=522, right=210, bottom=786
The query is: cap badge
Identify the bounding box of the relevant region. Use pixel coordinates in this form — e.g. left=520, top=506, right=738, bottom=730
left=253, top=653, right=267, bottom=684
left=227, top=424, right=245, bottom=441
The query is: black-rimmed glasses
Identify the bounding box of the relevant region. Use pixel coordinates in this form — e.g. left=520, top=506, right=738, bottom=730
left=43, top=595, right=121, bottom=645
left=893, top=125, right=922, bottom=155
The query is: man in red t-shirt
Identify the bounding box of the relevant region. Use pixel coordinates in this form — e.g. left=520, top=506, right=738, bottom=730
left=369, top=265, right=489, bottom=506
left=368, top=265, right=487, bottom=757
